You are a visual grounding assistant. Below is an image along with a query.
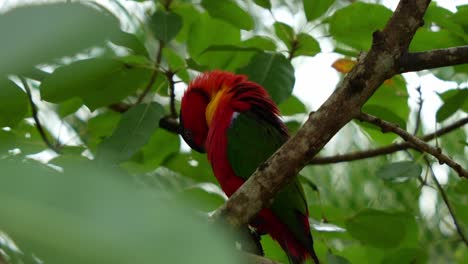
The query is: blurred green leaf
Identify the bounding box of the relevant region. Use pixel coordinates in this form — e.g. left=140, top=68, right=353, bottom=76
left=40, top=58, right=152, bottom=110
left=294, top=33, right=321, bottom=57
left=0, top=157, right=241, bottom=264
left=96, top=103, right=164, bottom=163
left=360, top=76, right=409, bottom=144
left=303, top=0, right=334, bottom=21
left=110, top=30, right=148, bottom=56
left=164, top=152, right=216, bottom=184
left=238, top=52, right=295, bottom=104
left=436, top=89, right=468, bottom=122
left=279, top=96, right=307, bottom=116
left=201, top=0, right=254, bottom=30
left=178, top=185, right=226, bottom=212
left=0, top=2, right=120, bottom=76
left=124, top=129, right=180, bottom=172
left=163, top=48, right=189, bottom=82
left=172, top=3, right=201, bottom=43
left=376, top=161, right=422, bottom=182
left=381, top=248, right=427, bottom=264
left=327, top=251, right=351, bottom=264
left=56, top=98, right=83, bottom=118
left=150, top=9, right=183, bottom=43
left=253, top=0, right=271, bottom=9
left=345, top=209, right=415, bottom=248
left=85, top=111, right=121, bottom=151
left=329, top=3, right=392, bottom=51
left=274, top=22, right=295, bottom=49
left=0, top=78, right=28, bottom=127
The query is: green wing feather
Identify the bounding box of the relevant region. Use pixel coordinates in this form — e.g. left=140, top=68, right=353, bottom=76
left=227, top=111, right=312, bottom=251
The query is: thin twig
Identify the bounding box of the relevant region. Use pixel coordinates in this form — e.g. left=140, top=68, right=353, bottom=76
left=413, top=86, right=423, bottom=135
left=20, top=77, right=60, bottom=153
left=309, top=116, right=468, bottom=164
left=135, top=41, right=165, bottom=105
left=166, top=71, right=178, bottom=118
left=424, top=156, right=468, bottom=246
left=357, top=112, right=467, bottom=178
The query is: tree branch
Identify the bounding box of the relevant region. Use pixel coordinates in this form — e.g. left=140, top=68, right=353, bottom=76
left=357, top=113, right=467, bottom=178
left=20, top=77, right=60, bottom=153
left=135, top=41, right=164, bottom=104
left=309, top=116, right=468, bottom=164
left=399, top=46, right=468, bottom=73
left=214, top=0, right=431, bottom=227
left=424, top=156, right=468, bottom=246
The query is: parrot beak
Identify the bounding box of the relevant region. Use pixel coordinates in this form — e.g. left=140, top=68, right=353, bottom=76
left=179, top=115, right=206, bottom=153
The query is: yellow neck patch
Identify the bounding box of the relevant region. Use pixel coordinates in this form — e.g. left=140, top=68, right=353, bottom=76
left=205, top=86, right=226, bottom=126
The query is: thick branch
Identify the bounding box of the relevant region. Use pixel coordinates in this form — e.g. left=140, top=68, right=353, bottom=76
left=424, top=157, right=468, bottom=246
left=309, top=116, right=468, bottom=164
left=358, top=113, right=467, bottom=178
left=399, top=46, right=468, bottom=73
left=214, top=0, right=431, bottom=227
left=21, top=78, right=60, bottom=153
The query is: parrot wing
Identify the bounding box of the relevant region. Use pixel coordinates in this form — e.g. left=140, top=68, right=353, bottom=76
left=226, top=110, right=314, bottom=254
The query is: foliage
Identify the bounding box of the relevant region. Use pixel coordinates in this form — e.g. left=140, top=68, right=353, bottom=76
left=0, top=0, right=466, bottom=263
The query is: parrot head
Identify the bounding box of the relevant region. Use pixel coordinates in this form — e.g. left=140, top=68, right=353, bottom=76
left=180, top=71, right=252, bottom=153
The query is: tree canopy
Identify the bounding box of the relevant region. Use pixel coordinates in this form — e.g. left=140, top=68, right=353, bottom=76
left=0, top=0, right=467, bottom=263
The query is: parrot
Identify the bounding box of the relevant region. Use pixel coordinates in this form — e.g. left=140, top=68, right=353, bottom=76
left=179, top=70, right=319, bottom=264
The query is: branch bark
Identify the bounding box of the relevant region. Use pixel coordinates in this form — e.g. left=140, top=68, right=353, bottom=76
left=309, top=116, right=468, bottom=164
left=399, top=46, right=468, bottom=73
left=214, top=0, right=431, bottom=227
left=358, top=113, right=467, bottom=178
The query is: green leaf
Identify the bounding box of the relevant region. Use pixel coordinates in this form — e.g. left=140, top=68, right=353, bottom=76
left=424, top=4, right=468, bottom=42
left=187, top=14, right=242, bottom=70
left=436, top=89, right=468, bottom=122
left=85, top=111, right=121, bottom=151
left=381, top=248, right=427, bottom=264
left=410, top=28, right=465, bottom=52
left=0, top=2, right=120, bottom=76
left=150, top=9, right=183, bottom=43
left=0, top=78, right=28, bottom=127
left=279, top=96, right=307, bottom=116
left=253, top=0, right=271, bottom=9
left=238, top=52, right=295, bottom=104
left=303, top=0, right=334, bottom=21
left=328, top=3, right=392, bottom=51
left=172, top=3, right=201, bottom=43
left=96, top=103, right=164, bottom=164
left=376, top=161, right=422, bottom=182
left=0, top=157, right=241, bottom=264
left=244, top=36, right=277, bottom=51
left=360, top=76, right=409, bottom=144
left=123, top=129, right=180, bottom=172
left=345, top=209, right=414, bottom=248
left=40, top=58, right=152, bottom=110
left=56, top=98, right=83, bottom=118
left=110, top=30, right=148, bottom=56
left=163, top=48, right=189, bottom=83
left=327, top=251, right=351, bottom=264
left=274, top=22, right=295, bottom=49
left=294, top=33, right=321, bottom=57
left=201, top=0, right=254, bottom=30
left=164, top=152, right=216, bottom=184
left=178, top=186, right=226, bottom=212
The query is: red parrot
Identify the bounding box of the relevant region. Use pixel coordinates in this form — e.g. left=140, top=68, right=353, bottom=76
left=179, top=71, right=319, bottom=264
